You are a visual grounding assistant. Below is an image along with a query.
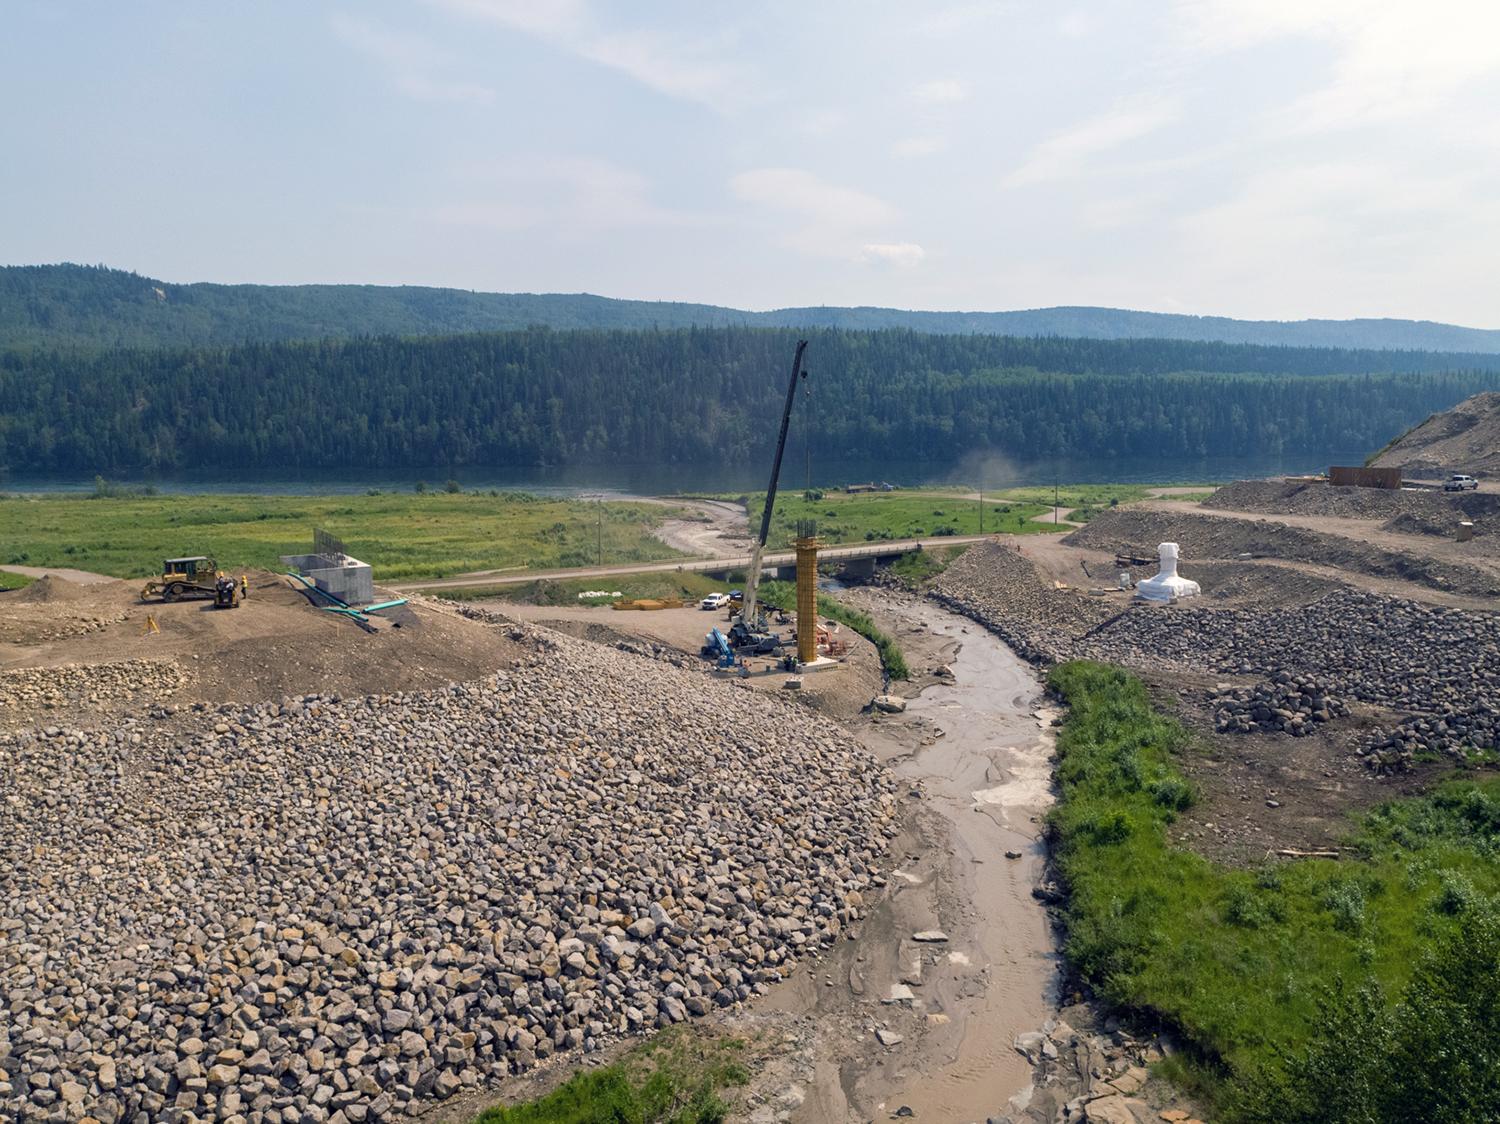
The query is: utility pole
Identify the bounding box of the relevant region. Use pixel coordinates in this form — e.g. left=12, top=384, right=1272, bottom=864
left=597, top=496, right=602, bottom=565
left=978, top=470, right=984, bottom=534
left=1053, top=478, right=1059, bottom=526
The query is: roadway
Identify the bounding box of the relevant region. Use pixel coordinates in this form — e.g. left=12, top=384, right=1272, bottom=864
left=388, top=535, right=996, bottom=593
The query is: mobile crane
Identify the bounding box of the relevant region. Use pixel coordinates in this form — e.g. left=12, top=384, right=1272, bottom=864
left=732, top=340, right=808, bottom=648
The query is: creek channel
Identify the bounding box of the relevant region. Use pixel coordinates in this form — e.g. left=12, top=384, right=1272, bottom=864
left=747, top=596, right=1063, bottom=1123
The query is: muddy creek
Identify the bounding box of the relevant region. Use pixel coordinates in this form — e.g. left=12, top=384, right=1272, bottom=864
left=751, top=597, right=1061, bottom=1123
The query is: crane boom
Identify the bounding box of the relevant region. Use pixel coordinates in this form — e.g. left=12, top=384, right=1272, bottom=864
left=740, top=339, right=808, bottom=627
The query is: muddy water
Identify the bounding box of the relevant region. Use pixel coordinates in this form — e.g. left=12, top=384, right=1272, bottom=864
left=747, top=598, right=1062, bottom=1123
left=879, top=601, right=1060, bottom=1121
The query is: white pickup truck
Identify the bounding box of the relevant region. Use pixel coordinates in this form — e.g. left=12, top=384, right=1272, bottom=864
left=1444, top=474, right=1480, bottom=491
left=700, top=592, right=730, bottom=610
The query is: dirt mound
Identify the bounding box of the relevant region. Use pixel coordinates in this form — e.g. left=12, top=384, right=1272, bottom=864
left=1188, top=561, right=1345, bottom=606
left=11, top=573, right=87, bottom=603
left=1370, top=391, right=1500, bottom=477
left=0, top=570, right=530, bottom=712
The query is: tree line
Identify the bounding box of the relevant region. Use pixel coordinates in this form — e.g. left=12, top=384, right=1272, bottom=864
left=2, top=326, right=1498, bottom=474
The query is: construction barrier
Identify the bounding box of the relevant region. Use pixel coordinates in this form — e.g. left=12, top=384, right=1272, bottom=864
left=1329, top=466, right=1402, bottom=489
left=612, top=598, right=685, bottom=611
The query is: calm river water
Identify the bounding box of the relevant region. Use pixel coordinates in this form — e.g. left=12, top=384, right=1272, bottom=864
left=5, top=450, right=1365, bottom=495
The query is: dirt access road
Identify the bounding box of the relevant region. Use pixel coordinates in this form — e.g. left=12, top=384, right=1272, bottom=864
left=391, top=535, right=997, bottom=592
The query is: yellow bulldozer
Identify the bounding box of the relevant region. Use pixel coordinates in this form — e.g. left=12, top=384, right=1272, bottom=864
left=141, top=556, right=227, bottom=603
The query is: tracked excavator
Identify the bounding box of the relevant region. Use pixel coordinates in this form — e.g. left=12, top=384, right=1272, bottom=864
left=729, top=339, right=808, bottom=651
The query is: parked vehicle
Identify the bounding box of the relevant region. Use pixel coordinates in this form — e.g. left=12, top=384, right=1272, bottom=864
left=700, top=592, right=730, bottom=610
left=1444, top=474, right=1480, bottom=491
left=728, top=589, right=743, bottom=602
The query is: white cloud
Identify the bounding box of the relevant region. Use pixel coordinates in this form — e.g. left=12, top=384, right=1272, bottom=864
left=330, top=14, right=495, bottom=104
left=424, top=0, right=750, bottom=109
left=731, top=168, right=909, bottom=259
left=731, top=168, right=896, bottom=229
left=1002, top=95, right=1180, bottom=187
left=912, top=79, right=966, bottom=104
left=438, top=156, right=703, bottom=234
left=893, top=136, right=947, bottom=158
left=1173, top=0, right=1500, bottom=128
left=1176, top=158, right=1494, bottom=307
left=860, top=242, right=927, bottom=267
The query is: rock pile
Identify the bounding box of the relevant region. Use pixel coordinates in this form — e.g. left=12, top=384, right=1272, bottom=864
left=1365, top=701, right=1500, bottom=772
left=930, top=542, right=1113, bottom=664
left=0, top=624, right=896, bottom=1123
left=1209, top=675, right=1349, bottom=735
left=938, top=545, right=1500, bottom=769
left=1081, top=592, right=1500, bottom=766
left=0, top=659, right=188, bottom=716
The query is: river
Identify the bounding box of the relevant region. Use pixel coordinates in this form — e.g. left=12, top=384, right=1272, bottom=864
left=745, top=595, right=1062, bottom=1123
left=3, top=450, right=1365, bottom=495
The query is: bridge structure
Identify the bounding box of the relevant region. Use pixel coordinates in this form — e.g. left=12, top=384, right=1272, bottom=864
left=389, top=535, right=995, bottom=594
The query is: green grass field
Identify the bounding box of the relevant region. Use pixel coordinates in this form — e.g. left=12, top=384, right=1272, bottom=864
left=884, top=543, right=973, bottom=588
left=473, top=1028, right=747, bottom=1123
left=740, top=490, right=1059, bottom=548
left=1048, top=661, right=1500, bottom=1120
left=0, top=569, right=35, bottom=591
left=0, top=491, right=686, bottom=582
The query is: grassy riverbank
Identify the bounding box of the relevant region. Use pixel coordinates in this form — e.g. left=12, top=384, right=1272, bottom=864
left=473, top=1028, right=747, bottom=1123
left=0, top=490, right=685, bottom=581
left=1049, top=661, right=1500, bottom=1121
left=741, top=490, right=1057, bottom=547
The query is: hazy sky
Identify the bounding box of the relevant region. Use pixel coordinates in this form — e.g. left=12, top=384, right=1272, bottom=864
left=6, top=1, right=1500, bottom=323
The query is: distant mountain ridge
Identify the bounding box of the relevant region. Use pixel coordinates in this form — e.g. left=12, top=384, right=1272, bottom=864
left=5, top=262, right=1500, bottom=353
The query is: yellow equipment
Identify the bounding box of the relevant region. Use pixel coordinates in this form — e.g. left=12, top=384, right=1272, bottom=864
left=213, top=574, right=241, bottom=609
left=141, top=556, right=222, bottom=602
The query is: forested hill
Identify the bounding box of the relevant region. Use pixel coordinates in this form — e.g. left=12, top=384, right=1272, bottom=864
left=7, top=263, right=1500, bottom=353
left=4, top=326, right=1499, bottom=475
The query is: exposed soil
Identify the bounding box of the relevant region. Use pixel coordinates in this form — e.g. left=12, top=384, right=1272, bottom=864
left=1068, top=506, right=1500, bottom=600
left=646, top=496, right=753, bottom=555
left=1370, top=390, right=1500, bottom=476
left=1136, top=670, right=1450, bottom=866
left=0, top=571, right=528, bottom=726
left=497, top=601, right=885, bottom=723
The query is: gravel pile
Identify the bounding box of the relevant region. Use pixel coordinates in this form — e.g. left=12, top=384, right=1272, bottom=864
left=0, top=660, right=188, bottom=716
left=1079, top=591, right=1500, bottom=766
left=1, top=622, right=896, bottom=1123
left=930, top=542, right=1114, bottom=664
left=937, top=546, right=1500, bottom=769
left=1209, top=674, right=1349, bottom=735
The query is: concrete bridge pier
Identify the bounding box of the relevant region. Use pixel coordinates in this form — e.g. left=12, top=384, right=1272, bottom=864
left=775, top=564, right=797, bottom=581
left=840, top=556, right=877, bottom=581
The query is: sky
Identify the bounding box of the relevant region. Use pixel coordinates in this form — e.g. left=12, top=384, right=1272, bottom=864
left=5, top=1, right=1500, bottom=324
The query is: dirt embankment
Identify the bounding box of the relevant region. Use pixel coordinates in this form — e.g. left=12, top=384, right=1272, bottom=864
left=1065, top=508, right=1500, bottom=598
left=1370, top=390, right=1500, bottom=477
left=1205, top=478, right=1500, bottom=537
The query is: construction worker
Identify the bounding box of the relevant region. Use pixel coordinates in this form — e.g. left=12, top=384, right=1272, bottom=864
left=240, top=574, right=249, bottom=600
